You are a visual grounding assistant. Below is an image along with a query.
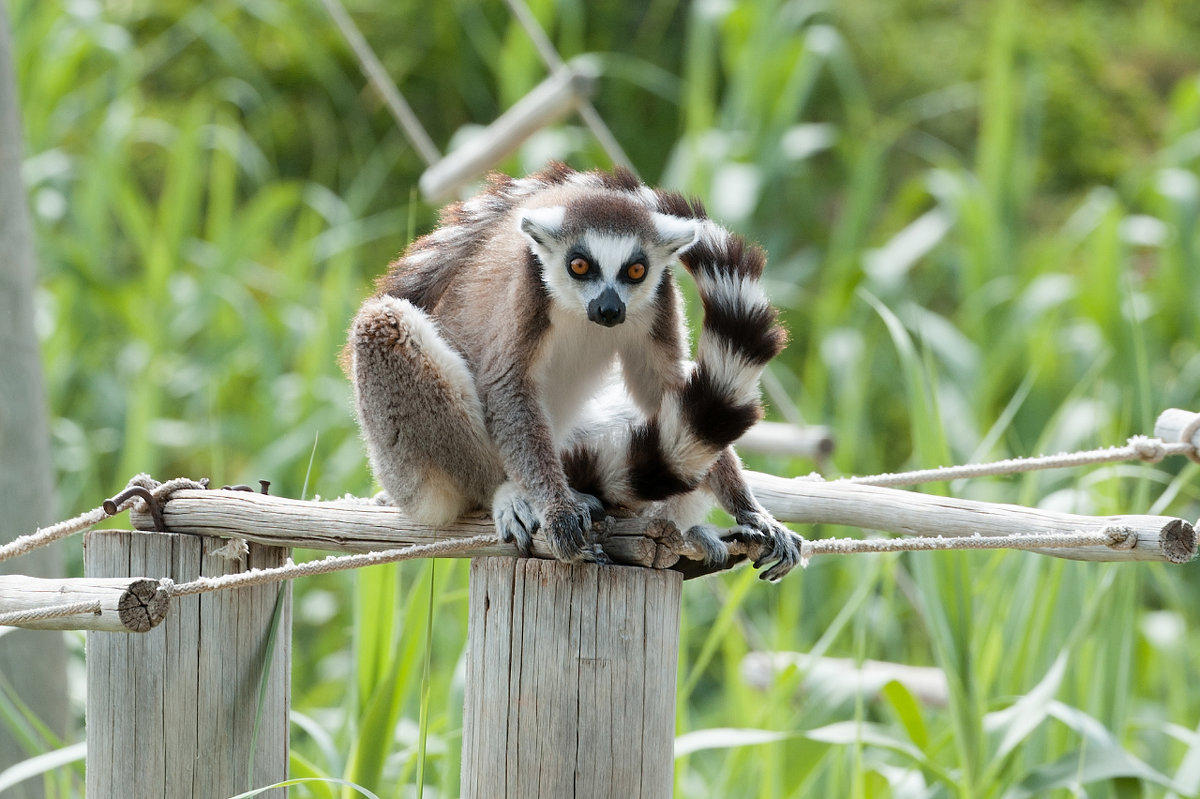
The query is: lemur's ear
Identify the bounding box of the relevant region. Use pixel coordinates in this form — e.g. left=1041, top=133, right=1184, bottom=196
left=652, top=213, right=700, bottom=256
left=518, top=206, right=566, bottom=247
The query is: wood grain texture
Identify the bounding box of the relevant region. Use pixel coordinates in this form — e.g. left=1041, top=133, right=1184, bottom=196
left=85, top=530, right=290, bottom=799
left=461, top=558, right=682, bottom=799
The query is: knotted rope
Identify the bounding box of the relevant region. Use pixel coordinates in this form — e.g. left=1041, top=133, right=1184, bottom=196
left=0, top=474, right=206, bottom=565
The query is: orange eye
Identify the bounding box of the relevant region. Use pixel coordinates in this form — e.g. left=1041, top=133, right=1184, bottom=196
left=626, top=262, right=646, bottom=281
left=569, top=257, right=590, bottom=276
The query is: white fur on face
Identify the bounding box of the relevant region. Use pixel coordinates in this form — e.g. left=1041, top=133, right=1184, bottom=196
left=530, top=229, right=663, bottom=324
left=518, top=209, right=698, bottom=326
left=582, top=231, right=643, bottom=282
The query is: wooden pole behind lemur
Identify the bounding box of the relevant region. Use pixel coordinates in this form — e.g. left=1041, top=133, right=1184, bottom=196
left=84, top=530, right=291, bottom=799
left=461, top=558, right=682, bottom=799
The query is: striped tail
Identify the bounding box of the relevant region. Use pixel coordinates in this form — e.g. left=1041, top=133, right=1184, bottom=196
left=561, top=223, right=787, bottom=508
left=627, top=226, right=787, bottom=501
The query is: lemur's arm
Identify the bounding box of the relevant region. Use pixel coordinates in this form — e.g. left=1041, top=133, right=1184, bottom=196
left=476, top=327, right=598, bottom=564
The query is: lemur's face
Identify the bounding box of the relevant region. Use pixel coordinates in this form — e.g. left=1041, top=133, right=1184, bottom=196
left=520, top=204, right=697, bottom=328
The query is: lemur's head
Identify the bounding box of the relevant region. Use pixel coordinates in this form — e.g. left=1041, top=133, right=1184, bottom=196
left=519, top=193, right=698, bottom=327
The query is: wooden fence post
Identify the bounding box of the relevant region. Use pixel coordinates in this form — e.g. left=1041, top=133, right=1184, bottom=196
left=83, top=530, right=291, bottom=799
left=461, top=558, right=682, bottom=799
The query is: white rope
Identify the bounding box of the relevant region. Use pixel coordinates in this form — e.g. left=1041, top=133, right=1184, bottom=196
left=0, top=508, right=109, bottom=564
left=168, top=534, right=500, bottom=597
left=166, top=525, right=1141, bottom=598
left=795, top=528, right=1133, bottom=568
left=0, top=600, right=101, bottom=627
left=842, top=436, right=1192, bottom=488
left=162, top=527, right=1139, bottom=598
left=0, top=427, right=1193, bottom=575
left=0, top=474, right=208, bottom=564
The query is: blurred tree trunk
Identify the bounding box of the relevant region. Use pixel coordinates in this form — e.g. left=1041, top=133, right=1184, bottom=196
left=0, top=7, right=68, bottom=798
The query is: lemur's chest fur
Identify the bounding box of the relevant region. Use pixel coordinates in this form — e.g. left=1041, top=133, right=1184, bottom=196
left=533, top=304, right=651, bottom=445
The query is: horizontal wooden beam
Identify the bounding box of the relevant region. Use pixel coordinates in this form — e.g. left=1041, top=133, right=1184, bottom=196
left=128, top=475, right=1195, bottom=566
left=746, top=472, right=1195, bottom=564
left=0, top=573, right=169, bottom=632
left=132, top=490, right=682, bottom=567
left=737, top=421, right=835, bottom=459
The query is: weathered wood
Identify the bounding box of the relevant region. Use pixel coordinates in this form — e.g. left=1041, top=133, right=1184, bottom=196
left=461, top=558, right=681, bottom=799
left=0, top=574, right=169, bottom=631
left=85, top=530, right=290, bottom=799
left=742, top=652, right=950, bottom=707
left=1155, top=408, right=1200, bottom=460
left=131, top=490, right=682, bottom=567
left=132, top=476, right=1196, bottom=565
left=419, top=65, right=596, bottom=203
left=746, top=472, right=1196, bottom=563
left=738, top=421, right=836, bottom=459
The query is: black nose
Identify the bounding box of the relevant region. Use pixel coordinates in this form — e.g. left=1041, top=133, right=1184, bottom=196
left=588, top=288, right=625, bottom=327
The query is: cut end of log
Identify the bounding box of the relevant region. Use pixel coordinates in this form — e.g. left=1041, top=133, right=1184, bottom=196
left=117, top=579, right=171, bottom=632
left=1162, top=518, right=1197, bottom=564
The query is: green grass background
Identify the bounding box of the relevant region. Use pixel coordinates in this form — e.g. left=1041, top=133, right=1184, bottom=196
left=7, top=0, right=1200, bottom=796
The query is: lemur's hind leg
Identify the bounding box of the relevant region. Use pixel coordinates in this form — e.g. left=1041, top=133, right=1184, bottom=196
left=706, top=448, right=802, bottom=581
left=350, top=295, right=505, bottom=526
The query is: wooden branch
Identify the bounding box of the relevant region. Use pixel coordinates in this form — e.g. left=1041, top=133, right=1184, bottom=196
left=131, top=490, right=683, bottom=568
left=745, top=471, right=1196, bottom=563
left=1155, top=408, right=1200, bottom=460
left=737, top=421, right=835, bottom=459
left=742, top=652, right=949, bottom=707
left=419, top=64, right=596, bottom=203
left=128, top=474, right=1197, bottom=567
left=0, top=574, right=169, bottom=632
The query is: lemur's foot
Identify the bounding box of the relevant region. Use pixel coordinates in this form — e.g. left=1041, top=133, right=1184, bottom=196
left=730, top=510, right=802, bottom=581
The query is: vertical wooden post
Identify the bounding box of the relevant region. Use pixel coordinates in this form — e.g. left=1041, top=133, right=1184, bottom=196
left=461, top=558, right=682, bottom=799
left=84, top=530, right=291, bottom=799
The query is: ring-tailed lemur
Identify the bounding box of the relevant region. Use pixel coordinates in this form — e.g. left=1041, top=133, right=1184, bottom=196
left=348, top=162, right=802, bottom=580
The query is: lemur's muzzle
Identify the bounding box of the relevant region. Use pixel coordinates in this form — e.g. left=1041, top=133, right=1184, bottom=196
left=588, top=287, right=626, bottom=327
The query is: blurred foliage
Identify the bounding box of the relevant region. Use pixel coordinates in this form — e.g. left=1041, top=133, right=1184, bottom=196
left=7, top=0, right=1200, bottom=796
